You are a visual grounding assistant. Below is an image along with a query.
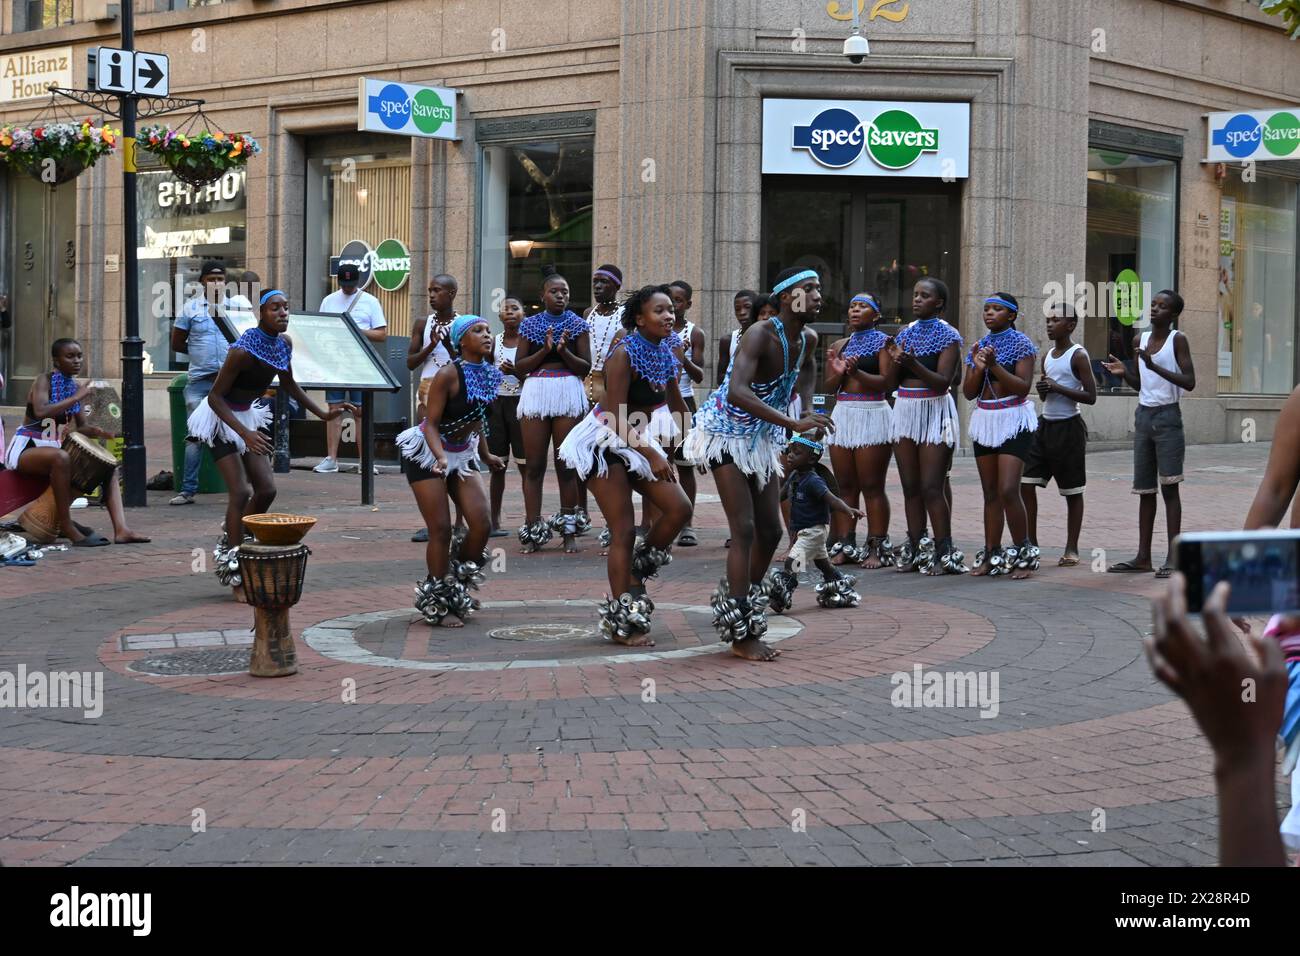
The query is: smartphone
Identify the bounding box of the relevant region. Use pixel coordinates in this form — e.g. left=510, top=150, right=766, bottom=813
left=1175, top=530, right=1300, bottom=615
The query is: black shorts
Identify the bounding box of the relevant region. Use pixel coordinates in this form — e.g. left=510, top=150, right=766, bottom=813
left=405, top=459, right=483, bottom=485
left=671, top=395, right=698, bottom=464
left=487, top=394, right=524, bottom=461
left=973, top=427, right=1036, bottom=462
left=1021, top=415, right=1088, bottom=494
left=212, top=428, right=272, bottom=462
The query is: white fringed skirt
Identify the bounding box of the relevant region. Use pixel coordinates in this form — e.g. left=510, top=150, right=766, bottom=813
left=186, top=398, right=272, bottom=455
left=558, top=406, right=667, bottom=481
left=395, top=423, right=481, bottom=477
left=518, top=370, right=588, bottom=420
left=644, top=402, right=681, bottom=445
left=891, top=388, right=957, bottom=447
left=827, top=392, right=893, bottom=449
left=968, top=396, right=1038, bottom=448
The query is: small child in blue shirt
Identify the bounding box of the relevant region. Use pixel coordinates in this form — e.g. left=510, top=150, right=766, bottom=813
left=777, top=436, right=864, bottom=609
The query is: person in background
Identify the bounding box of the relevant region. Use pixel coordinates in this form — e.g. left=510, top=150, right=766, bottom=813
left=170, top=261, right=233, bottom=505
left=666, top=280, right=704, bottom=546
left=717, top=289, right=758, bottom=388
left=488, top=296, right=527, bottom=537
left=406, top=274, right=459, bottom=543
left=315, top=263, right=387, bottom=474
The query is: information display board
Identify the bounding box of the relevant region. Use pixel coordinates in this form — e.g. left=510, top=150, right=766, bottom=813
left=213, top=311, right=399, bottom=391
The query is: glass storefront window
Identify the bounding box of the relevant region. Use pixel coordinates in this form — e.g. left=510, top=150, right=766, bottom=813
left=136, top=168, right=247, bottom=373
left=479, top=136, right=594, bottom=317
left=1085, top=148, right=1177, bottom=392
left=1217, top=173, right=1297, bottom=395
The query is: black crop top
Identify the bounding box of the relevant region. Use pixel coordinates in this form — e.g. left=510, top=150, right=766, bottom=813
left=627, top=371, right=666, bottom=408
left=914, top=352, right=941, bottom=373
left=440, top=363, right=488, bottom=432
left=855, top=353, right=881, bottom=376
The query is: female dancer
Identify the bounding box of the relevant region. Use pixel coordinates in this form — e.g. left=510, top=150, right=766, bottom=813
left=188, top=290, right=351, bottom=598
left=5, top=338, right=149, bottom=546
left=487, top=296, right=526, bottom=536
left=885, top=277, right=966, bottom=575
left=962, top=293, right=1040, bottom=578
left=584, top=265, right=626, bottom=545
left=824, top=293, right=895, bottom=568
left=396, top=315, right=505, bottom=626
left=559, top=285, right=692, bottom=645
left=512, top=268, right=592, bottom=553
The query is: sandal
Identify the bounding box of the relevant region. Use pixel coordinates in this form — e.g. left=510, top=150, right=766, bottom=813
left=72, top=532, right=111, bottom=548
left=677, top=527, right=698, bottom=547
left=1155, top=565, right=1174, bottom=579
left=1107, top=560, right=1153, bottom=573
left=1058, top=555, right=1080, bottom=567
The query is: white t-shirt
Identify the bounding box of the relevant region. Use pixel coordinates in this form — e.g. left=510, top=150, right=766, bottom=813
left=319, top=289, right=387, bottom=331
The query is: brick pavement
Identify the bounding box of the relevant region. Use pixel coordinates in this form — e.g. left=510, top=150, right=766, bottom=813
left=0, top=427, right=1291, bottom=866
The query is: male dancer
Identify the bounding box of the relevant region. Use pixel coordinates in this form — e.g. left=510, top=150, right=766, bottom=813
left=407, top=274, right=459, bottom=543
left=684, top=266, right=830, bottom=661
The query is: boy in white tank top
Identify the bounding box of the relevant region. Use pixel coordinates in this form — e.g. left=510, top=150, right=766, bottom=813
left=1021, top=305, right=1097, bottom=566
left=1102, top=290, right=1197, bottom=577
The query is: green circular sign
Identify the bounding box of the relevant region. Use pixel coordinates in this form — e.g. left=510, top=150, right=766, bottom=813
left=1263, top=111, right=1300, bottom=158
left=865, top=109, right=940, bottom=170
left=1113, top=268, right=1143, bottom=327
left=412, top=89, right=453, bottom=136
left=372, top=238, right=411, bottom=293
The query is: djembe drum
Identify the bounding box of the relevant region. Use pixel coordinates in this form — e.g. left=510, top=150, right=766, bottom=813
left=238, top=514, right=316, bottom=678
left=18, top=433, right=118, bottom=543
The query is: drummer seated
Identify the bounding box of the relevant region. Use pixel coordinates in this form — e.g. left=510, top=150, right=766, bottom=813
left=2, top=338, right=149, bottom=546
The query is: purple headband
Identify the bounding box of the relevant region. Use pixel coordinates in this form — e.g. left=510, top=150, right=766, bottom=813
left=593, top=269, right=622, bottom=288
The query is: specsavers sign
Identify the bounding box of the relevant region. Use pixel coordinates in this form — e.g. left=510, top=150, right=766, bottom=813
left=762, top=99, right=969, bottom=178
left=358, top=78, right=457, bottom=140
left=1, top=47, right=73, bottom=104
left=1206, top=107, right=1300, bottom=163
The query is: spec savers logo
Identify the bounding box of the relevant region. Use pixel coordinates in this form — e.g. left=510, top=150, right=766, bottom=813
left=368, top=83, right=453, bottom=135
left=1212, top=111, right=1300, bottom=159
left=792, top=107, right=939, bottom=170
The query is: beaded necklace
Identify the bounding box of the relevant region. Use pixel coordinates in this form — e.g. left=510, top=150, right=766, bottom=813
left=234, top=327, right=291, bottom=371
left=896, top=317, right=962, bottom=357
left=617, top=331, right=679, bottom=390
left=966, top=326, right=1037, bottom=368
left=519, top=309, right=589, bottom=346
left=841, top=328, right=889, bottom=359
left=460, top=358, right=504, bottom=406
left=50, top=370, right=81, bottom=416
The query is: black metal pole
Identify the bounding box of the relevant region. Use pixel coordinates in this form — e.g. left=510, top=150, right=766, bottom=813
left=273, top=386, right=290, bottom=474
left=360, top=391, right=375, bottom=505
left=119, top=3, right=145, bottom=506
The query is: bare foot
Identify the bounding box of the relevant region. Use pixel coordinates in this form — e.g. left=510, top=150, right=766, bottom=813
left=563, top=534, right=579, bottom=554
left=232, top=584, right=248, bottom=604
left=613, top=631, right=654, bottom=647
left=115, top=530, right=151, bottom=544
left=970, top=559, right=992, bottom=577
left=1011, top=567, right=1033, bottom=580
left=860, top=553, right=882, bottom=570
left=1058, top=552, right=1079, bottom=567
left=831, top=551, right=851, bottom=566
left=520, top=543, right=537, bottom=555
left=730, top=636, right=780, bottom=661
left=437, top=616, right=465, bottom=628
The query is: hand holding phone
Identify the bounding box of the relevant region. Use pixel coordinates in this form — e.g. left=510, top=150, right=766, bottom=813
left=1175, top=530, right=1300, bottom=616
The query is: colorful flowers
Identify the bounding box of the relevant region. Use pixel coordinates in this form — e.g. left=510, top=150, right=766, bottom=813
left=0, top=119, right=122, bottom=183
left=136, top=124, right=261, bottom=185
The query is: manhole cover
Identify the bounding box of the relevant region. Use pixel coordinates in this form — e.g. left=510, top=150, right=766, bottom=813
left=488, top=623, right=595, bottom=642
left=129, top=649, right=251, bottom=676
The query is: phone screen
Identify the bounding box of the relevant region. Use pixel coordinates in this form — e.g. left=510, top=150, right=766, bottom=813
left=1178, top=532, right=1300, bottom=615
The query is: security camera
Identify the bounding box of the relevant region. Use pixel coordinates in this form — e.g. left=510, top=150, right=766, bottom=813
left=843, top=33, right=869, bottom=64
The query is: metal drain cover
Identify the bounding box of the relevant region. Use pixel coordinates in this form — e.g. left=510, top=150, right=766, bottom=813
left=130, top=648, right=251, bottom=676
left=487, top=623, right=595, bottom=642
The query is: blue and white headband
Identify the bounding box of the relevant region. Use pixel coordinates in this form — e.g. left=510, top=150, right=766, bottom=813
left=984, top=296, right=1018, bottom=313
left=449, top=314, right=486, bottom=353
left=260, top=289, right=286, bottom=306
left=773, top=269, right=818, bottom=296
left=789, top=435, right=823, bottom=455
left=850, top=293, right=880, bottom=313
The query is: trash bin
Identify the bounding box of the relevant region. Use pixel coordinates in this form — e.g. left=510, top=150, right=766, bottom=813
left=168, top=374, right=226, bottom=494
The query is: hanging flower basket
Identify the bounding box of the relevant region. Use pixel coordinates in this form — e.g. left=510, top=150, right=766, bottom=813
left=0, top=119, right=121, bottom=186
left=136, top=125, right=261, bottom=188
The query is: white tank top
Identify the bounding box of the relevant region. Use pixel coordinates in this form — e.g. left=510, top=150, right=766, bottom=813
left=588, top=306, right=623, bottom=372
left=728, top=328, right=741, bottom=360
left=420, top=312, right=456, bottom=380
left=1042, top=343, right=1083, bottom=420
left=495, top=333, right=521, bottom=395
left=1137, top=329, right=1183, bottom=407
left=676, top=320, right=697, bottom=391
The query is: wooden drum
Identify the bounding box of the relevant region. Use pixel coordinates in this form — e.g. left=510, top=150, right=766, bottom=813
left=237, top=543, right=310, bottom=678
left=17, top=433, right=117, bottom=544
